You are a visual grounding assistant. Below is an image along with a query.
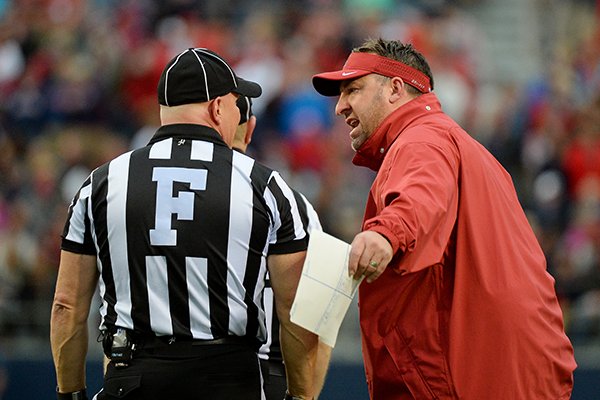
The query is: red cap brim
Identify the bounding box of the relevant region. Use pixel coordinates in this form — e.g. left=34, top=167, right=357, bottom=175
left=312, top=52, right=432, bottom=97
left=312, top=69, right=371, bottom=96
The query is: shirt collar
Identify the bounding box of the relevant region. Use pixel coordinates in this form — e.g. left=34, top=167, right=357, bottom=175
left=352, top=92, right=442, bottom=171
left=148, top=124, right=228, bottom=147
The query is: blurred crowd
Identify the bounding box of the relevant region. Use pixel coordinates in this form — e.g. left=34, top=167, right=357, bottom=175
left=0, top=0, right=600, bottom=358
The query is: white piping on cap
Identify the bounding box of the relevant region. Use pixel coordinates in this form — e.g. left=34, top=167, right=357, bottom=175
left=196, top=48, right=237, bottom=90
left=190, top=48, right=210, bottom=101
left=163, top=50, right=188, bottom=106
left=243, top=97, right=250, bottom=121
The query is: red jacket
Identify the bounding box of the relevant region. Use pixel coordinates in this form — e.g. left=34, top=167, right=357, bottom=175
left=354, top=93, right=576, bottom=399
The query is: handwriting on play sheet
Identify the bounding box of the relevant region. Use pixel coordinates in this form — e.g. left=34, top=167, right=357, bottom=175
left=290, top=230, right=363, bottom=347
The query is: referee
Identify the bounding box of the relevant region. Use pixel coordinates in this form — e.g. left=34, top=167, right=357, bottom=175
left=50, top=48, right=319, bottom=400
left=233, top=97, right=332, bottom=400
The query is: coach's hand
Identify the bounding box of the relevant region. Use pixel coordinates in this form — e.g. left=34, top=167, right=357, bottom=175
left=348, top=231, right=393, bottom=283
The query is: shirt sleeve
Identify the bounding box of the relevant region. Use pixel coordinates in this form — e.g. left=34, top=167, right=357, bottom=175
left=364, top=134, right=460, bottom=274
left=264, top=172, right=308, bottom=255
left=61, top=176, right=97, bottom=255
left=293, top=190, right=323, bottom=236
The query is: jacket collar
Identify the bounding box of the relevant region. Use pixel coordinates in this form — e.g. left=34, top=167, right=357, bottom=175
left=352, top=92, right=442, bottom=171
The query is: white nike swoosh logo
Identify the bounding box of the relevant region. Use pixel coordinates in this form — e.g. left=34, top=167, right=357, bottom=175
left=341, top=71, right=357, bottom=76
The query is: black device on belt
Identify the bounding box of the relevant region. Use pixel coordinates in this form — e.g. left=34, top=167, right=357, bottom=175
left=102, top=328, right=136, bottom=368
left=111, top=328, right=135, bottom=368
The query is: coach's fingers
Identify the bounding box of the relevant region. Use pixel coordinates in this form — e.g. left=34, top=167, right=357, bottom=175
left=349, top=231, right=394, bottom=281
left=364, top=258, right=388, bottom=283
left=348, top=237, right=366, bottom=278
left=349, top=232, right=382, bottom=279
left=354, top=249, right=375, bottom=280
left=360, top=231, right=394, bottom=283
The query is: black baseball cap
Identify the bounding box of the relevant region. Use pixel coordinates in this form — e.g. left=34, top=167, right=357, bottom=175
left=236, top=95, right=253, bottom=125
left=158, top=48, right=262, bottom=106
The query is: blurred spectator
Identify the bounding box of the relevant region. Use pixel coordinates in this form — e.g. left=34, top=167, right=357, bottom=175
left=561, top=98, right=600, bottom=200
left=234, top=11, right=286, bottom=118
left=554, top=176, right=600, bottom=343
left=0, top=200, right=37, bottom=335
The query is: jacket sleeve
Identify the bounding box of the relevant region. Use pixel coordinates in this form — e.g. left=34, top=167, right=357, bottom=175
left=364, top=134, right=460, bottom=274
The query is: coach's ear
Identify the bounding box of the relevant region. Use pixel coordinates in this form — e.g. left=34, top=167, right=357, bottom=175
left=389, top=77, right=410, bottom=104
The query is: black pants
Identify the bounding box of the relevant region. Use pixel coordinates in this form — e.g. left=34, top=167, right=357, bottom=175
left=96, top=339, right=261, bottom=400
left=259, top=359, right=287, bottom=400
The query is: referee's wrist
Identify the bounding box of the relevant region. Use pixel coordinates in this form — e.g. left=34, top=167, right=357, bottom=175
left=284, top=390, right=313, bottom=400
left=56, top=387, right=88, bottom=400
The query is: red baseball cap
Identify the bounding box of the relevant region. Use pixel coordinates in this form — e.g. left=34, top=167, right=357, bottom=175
left=312, top=52, right=432, bottom=96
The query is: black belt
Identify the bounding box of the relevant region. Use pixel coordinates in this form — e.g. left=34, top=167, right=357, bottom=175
left=141, top=334, right=253, bottom=348
left=103, top=328, right=262, bottom=365
left=103, top=327, right=261, bottom=353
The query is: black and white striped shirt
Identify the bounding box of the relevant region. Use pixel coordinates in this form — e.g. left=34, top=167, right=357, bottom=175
left=259, top=191, right=322, bottom=362
left=61, top=124, right=308, bottom=346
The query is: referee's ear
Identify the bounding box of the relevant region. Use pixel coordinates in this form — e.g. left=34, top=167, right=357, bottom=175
left=244, top=115, right=257, bottom=146
left=207, top=97, right=223, bottom=125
